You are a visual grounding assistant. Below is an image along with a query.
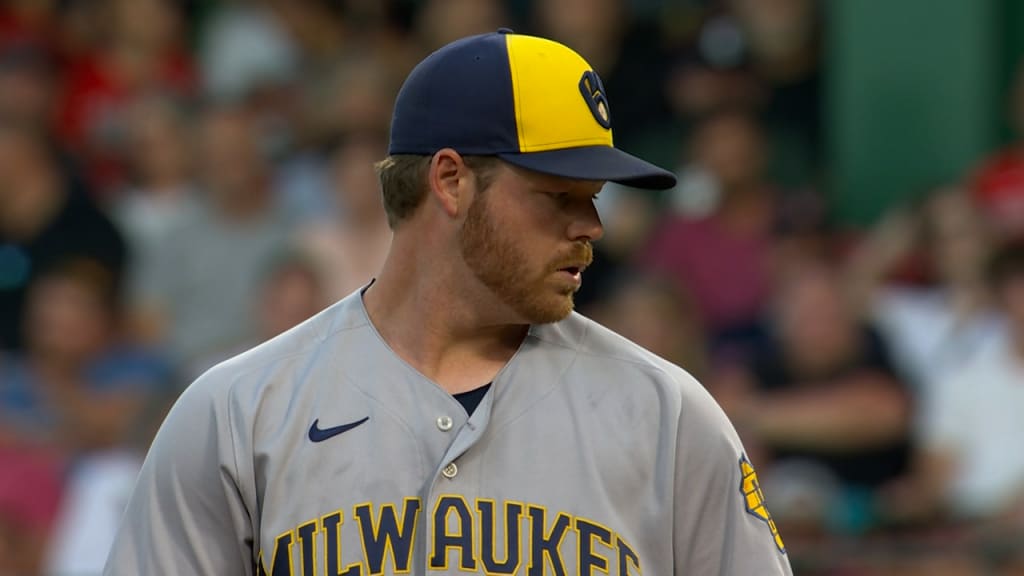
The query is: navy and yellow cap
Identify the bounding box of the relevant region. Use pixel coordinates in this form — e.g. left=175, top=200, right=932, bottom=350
left=388, top=29, right=677, bottom=190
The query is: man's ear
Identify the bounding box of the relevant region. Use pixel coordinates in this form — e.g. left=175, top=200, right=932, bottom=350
left=428, top=148, right=470, bottom=219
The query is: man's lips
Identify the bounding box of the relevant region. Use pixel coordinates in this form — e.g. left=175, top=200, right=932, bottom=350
left=553, top=244, right=593, bottom=282
left=555, top=264, right=588, bottom=287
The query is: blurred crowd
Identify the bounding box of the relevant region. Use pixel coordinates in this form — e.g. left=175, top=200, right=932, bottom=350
left=1, top=0, right=1023, bottom=574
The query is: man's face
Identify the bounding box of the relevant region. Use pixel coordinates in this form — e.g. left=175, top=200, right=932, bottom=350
left=458, top=164, right=603, bottom=324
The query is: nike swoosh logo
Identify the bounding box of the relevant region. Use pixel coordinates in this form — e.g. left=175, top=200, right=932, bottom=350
left=308, top=416, right=369, bottom=443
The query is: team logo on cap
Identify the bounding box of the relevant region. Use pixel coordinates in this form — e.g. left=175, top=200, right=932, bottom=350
left=579, top=70, right=612, bottom=129
left=739, top=455, right=786, bottom=554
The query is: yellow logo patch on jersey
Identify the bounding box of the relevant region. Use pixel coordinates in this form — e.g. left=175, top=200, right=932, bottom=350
left=739, top=456, right=786, bottom=554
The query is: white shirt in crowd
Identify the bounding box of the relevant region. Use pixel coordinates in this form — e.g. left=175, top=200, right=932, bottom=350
left=926, top=329, right=1024, bottom=518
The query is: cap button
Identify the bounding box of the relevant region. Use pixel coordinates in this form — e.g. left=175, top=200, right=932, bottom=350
left=497, top=28, right=514, bottom=34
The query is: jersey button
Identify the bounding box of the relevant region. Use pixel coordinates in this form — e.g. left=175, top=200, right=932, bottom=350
left=436, top=416, right=454, bottom=431
left=442, top=462, right=458, bottom=479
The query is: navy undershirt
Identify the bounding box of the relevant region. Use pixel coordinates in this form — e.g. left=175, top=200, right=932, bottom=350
left=453, top=383, right=492, bottom=416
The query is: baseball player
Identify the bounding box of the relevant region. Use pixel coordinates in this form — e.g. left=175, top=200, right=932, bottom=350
left=104, top=30, right=792, bottom=575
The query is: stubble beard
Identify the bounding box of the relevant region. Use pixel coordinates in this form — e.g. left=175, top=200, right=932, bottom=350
left=458, top=193, right=580, bottom=324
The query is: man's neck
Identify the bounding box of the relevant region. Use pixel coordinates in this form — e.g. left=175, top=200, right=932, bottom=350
left=362, top=236, right=526, bottom=394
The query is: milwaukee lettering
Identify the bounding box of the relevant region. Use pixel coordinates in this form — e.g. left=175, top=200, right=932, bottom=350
left=257, top=496, right=642, bottom=575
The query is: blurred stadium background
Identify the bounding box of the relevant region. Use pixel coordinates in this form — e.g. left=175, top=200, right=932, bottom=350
left=2, top=0, right=1024, bottom=574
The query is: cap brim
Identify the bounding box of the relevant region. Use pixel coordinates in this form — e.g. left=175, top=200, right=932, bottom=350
left=498, top=145, right=677, bottom=190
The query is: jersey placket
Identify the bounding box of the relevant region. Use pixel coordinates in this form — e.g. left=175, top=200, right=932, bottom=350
left=418, top=387, right=494, bottom=571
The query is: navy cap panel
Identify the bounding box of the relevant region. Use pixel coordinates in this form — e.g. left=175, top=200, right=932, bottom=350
left=386, top=31, right=675, bottom=191
left=388, top=33, right=519, bottom=156
left=498, top=146, right=678, bottom=190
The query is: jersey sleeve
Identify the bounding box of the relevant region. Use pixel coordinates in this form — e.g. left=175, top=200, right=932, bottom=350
left=672, top=375, right=793, bottom=576
left=103, top=371, right=255, bottom=575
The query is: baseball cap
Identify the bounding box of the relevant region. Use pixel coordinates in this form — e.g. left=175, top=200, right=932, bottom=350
left=388, top=29, right=677, bottom=190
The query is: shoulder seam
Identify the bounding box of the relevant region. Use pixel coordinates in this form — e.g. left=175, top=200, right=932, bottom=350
left=532, top=317, right=683, bottom=383
left=317, top=312, right=370, bottom=343
left=222, top=321, right=367, bottom=379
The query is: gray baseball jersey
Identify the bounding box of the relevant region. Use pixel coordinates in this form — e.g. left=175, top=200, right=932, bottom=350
left=104, top=289, right=792, bottom=575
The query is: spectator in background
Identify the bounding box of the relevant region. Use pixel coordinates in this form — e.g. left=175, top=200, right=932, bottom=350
left=319, top=36, right=412, bottom=139
left=112, top=96, right=201, bottom=338
left=255, top=252, right=327, bottom=340
left=667, top=5, right=762, bottom=123
left=279, top=50, right=402, bottom=224
left=911, top=241, right=1024, bottom=524
left=971, top=59, right=1024, bottom=241
left=729, top=0, right=821, bottom=188
left=266, top=0, right=349, bottom=76
left=0, top=256, right=171, bottom=576
left=0, top=119, right=126, bottom=351
left=198, top=0, right=299, bottom=103
left=641, top=109, right=778, bottom=358
left=56, top=0, right=196, bottom=197
left=589, top=272, right=709, bottom=380
left=0, top=447, right=64, bottom=576
left=42, top=448, right=144, bottom=576
left=0, top=33, right=92, bottom=204
left=0, top=260, right=169, bottom=576
left=712, top=260, right=912, bottom=534
left=0, top=258, right=170, bottom=454
left=133, top=102, right=292, bottom=372
left=113, top=96, right=199, bottom=252
left=190, top=250, right=328, bottom=378
left=295, top=130, right=392, bottom=301
left=258, top=0, right=390, bottom=169
left=668, top=0, right=821, bottom=189
left=846, top=186, right=1001, bottom=409
left=844, top=187, right=1006, bottom=530
left=0, top=38, right=57, bottom=131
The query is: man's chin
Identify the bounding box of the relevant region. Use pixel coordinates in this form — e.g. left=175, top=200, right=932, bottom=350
left=518, top=295, right=576, bottom=325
